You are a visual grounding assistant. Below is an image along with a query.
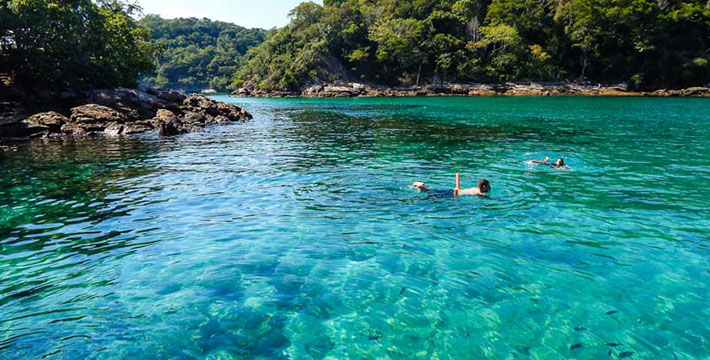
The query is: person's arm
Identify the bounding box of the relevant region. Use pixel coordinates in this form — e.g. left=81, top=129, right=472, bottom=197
left=531, top=156, right=551, bottom=164
left=454, top=173, right=461, bottom=196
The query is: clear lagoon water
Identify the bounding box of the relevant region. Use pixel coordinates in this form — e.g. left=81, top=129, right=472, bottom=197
left=1, top=96, right=710, bottom=359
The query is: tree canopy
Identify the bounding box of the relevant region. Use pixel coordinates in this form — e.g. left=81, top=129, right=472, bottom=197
left=236, top=0, right=710, bottom=91
left=0, top=0, right=155, bottom=91
left=139, top=16, right=266, bottom=92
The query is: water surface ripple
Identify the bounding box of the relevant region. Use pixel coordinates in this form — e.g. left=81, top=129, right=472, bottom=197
left=1, top=96, right=710, bottom=359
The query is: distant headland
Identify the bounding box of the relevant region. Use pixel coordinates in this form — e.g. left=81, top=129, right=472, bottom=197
left=232, top=82, right=710, bottom=98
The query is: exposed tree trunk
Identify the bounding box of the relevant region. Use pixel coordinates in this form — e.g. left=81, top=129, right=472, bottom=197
left=467, top=16, right=480, bottom=42
left=416, top=63, right=422, bottom=86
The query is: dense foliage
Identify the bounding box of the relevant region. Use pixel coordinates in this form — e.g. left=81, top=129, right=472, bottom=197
left=140, top=16, right=265, bottom=92
left=236, top=0, right=710, bottom=91
left=0, top=0, right=155, bottom=91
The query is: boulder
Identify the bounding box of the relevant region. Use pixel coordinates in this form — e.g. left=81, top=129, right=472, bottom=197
left=238, top=109, right=253, bottom=120
left=303, top=85, right=324, bottom=96
left=61, top=123, right=90, bottom=135
left=89, top=88, right=167, bottom=119
left=70, top=104, right=126, bottom=124
left=104, top=122, right=154, bottom=136
left=177, top=122, right=204, bottom=134
left=155, top=109, right=177, bottom=120
left=1, top=88, right=252, bottom=139
left=104, top=123, right=125, bottom=136
left=680, top=87, right=710, bottom=97
left=123, top=123, right=154, bottom=134
left=214, top=115, right=231, bottom=124
left=321, top=85, right=361, bottom=97
left=146, top=88, right=187, bottom=103
left=231, top=87, right=251, bottom=97
left=181, top=111, right=207, bottom=124
left=157, top=119, right=181, bottom=136
left=183, top=94, right=217, bottom=114
left=23, top=111, right=68, bottom=133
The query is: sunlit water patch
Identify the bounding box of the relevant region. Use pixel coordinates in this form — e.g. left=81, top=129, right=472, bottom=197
left=1, top=96, right=710, bottom=359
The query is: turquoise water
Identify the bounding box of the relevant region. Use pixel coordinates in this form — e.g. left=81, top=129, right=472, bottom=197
left=1, top=96, right=710, bottom=359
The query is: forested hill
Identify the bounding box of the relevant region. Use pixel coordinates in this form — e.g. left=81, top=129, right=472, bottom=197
left=140, top=16, right=265, bottom=92
left=235, top=0, right=710, bottom=92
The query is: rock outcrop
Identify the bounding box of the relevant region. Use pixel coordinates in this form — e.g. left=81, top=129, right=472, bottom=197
left=0, top=88, right=252, bottom=140
left=232, top=82, right=710, bottom=98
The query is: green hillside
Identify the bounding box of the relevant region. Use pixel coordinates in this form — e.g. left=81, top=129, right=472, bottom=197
left=235, top=0, right=710, bottom=91
left=141, top=15, right=266, bottom=92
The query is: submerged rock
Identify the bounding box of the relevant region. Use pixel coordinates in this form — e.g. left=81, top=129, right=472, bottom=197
left=0, top=88, right=252, bottom=140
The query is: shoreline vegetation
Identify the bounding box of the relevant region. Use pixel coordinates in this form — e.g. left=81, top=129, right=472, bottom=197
left=231, top=1, right=710, bottom=96
left=231, top=82, right=710, bottom=98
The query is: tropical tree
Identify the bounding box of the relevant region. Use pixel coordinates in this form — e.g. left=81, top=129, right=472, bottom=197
left=1, top=0, right=155, bottom=90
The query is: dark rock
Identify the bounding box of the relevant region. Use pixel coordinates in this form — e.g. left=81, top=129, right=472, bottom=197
left=183, top=94, right=217, bottom=114
left=1, top=87, right=251, bottom=139
left=70, top=104, right=126, bottom=124
left=178, top=122, right=205, bottom=134
left=89, top=88, right=165, bottom=119
left=214, top=115, right=231, bottom=124
left=22, top=111, right=68, bottom=135
left=231, top=87, right=250, bottom=97
left=155, top=108, right=176, bottom=120
left=147, top=88, right=187, bottom=103
left=104, top=123, right=125, bottom=136
left=61, top=122, right=90, bottom=136
left=158, top=119, right=181, bottom=136
left=104, top=122, right=154, bottom=136
left=239, top=109, right=253, bottom=120
left=181, top=111, right=206, bottom=125
left=680, top=87, right=710, bottom=97
left=123, top=123, right=154, bottom=134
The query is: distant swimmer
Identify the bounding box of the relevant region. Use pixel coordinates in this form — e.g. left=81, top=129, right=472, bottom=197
left=411, top=173, right=491, bottom=197
left=528, top=156, right=568, bottom=169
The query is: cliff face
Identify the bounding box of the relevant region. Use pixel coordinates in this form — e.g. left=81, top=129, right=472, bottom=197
left=232, top=82, right=710, bottom=98
left=0, top=88, right=252, bottom=140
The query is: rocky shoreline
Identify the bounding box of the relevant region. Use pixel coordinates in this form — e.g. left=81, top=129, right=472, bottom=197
left=0, top=88, right=252, bottom=141
left=232, top=82, right=710, bottom=98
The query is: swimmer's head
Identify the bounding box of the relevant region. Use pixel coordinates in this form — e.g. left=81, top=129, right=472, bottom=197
left=556, top=158, right=565, bottom=167
left=478, top=179, right=491, bottom=193
left=411, top=181, right=426, bottom=190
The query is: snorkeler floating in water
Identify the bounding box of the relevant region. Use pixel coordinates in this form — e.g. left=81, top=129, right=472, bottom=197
left=529, top=156, right=567, bottom=169
left=412, top=173, right=491, bottom=197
